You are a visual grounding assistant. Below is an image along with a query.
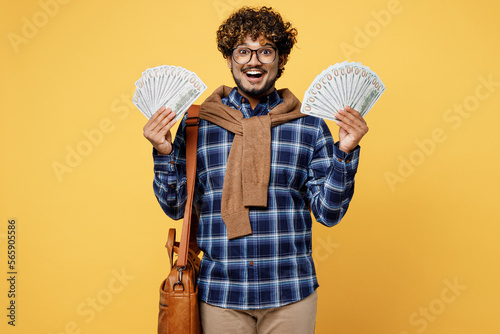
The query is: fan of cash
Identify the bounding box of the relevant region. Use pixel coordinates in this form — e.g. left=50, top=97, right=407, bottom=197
left=301, top=61, right=385, bottom=121
left=132, top=65, right=207, bottom=121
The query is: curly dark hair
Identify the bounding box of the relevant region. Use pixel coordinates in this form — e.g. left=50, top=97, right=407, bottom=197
left=216, top=6, right=298, bottom=79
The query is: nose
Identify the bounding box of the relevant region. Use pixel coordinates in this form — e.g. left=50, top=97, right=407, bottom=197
left=247, top=50, right=262, bottom=65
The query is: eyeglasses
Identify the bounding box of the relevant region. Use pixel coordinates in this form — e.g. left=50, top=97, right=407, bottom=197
left=231, top=46, right=277, bottom=64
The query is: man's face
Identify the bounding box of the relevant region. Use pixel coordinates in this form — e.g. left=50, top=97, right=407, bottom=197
left=227, top=35, right=285, bottom=100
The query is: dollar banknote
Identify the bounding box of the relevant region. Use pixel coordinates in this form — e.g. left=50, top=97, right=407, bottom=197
left=132, top=65, right=207, bottom=120
left=301, top=61, right=385, bottom=121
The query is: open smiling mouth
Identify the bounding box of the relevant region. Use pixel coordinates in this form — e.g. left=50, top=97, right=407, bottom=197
left=244, top=69, right=265, bottom=79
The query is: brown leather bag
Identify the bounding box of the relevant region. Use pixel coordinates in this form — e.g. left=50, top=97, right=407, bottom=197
left=158, top=105, right=202, bottom=334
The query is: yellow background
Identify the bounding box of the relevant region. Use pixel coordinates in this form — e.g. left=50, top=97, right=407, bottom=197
left=1, top=0, right=499, bottom=333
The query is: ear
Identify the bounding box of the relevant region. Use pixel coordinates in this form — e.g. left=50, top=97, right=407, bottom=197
left=226, top=55, right=232, bottom=69
left=278, top=55, right=287, bottom=69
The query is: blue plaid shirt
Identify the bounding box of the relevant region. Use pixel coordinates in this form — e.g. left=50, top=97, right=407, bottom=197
left=153, top=88, right=360, bottom=310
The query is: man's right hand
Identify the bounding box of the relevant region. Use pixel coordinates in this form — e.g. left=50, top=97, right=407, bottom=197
left=143, top=106, right=177, bottom=155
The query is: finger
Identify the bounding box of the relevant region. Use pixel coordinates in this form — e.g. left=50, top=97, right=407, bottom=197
left=144, top=107, right=175, bottom=134
left=345, top=106, right=369, bottom=129
left=144, top=113, right=171, bottom=142
left=334, top=115, right=368, bottom=139
left=344, top=106, right=363, bottom=119
left=336, top=108, right=368, bottom=132
left=341, top=106, right=365, bottom=123
left=334, top=118, right=358, bottom=135
left=154, top=116, right=177, bottom=144
left=334, top=109, right=364, bottom=131
left=148, top=106, right=167, bottom=123
left=151, top=108, right=176, bottom=133
left=144, top=106, right=166, bottom=131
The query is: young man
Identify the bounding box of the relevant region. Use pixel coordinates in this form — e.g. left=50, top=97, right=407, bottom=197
left=143, top=6, right=368, bottom=334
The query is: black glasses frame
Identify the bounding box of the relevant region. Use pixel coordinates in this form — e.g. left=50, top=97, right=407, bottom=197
left=230, top=46, right=278, bottom=64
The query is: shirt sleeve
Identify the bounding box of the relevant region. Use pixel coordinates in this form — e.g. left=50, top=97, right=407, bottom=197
left=152, top=118, right=188, bottom=220
left=305, top=121, right=360, bottom=227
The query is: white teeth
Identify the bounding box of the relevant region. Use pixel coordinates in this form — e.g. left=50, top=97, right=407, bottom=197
left=246, top=70, right=263, bottom=75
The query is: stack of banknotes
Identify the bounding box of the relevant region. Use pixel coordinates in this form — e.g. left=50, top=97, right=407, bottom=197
left=132, top=65, right=207, bottom=121
left=301, top=61, right=385, bottom=121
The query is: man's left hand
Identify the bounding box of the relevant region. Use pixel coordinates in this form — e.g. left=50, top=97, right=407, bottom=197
left=334, top=106, right=369, bottom=153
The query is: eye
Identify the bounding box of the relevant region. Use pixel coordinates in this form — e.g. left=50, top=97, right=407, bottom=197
left=236, top=48, right=250, bottom=55
left=259, top=48, right=273, bottom=55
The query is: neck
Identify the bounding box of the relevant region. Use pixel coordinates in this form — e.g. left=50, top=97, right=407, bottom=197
left=237, top=88, right=274, bottom=109
left=243, top=94, right=260, bottom=109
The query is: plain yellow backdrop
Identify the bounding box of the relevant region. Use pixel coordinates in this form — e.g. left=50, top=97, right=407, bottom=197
left=1, top=0, right=499, bottom=333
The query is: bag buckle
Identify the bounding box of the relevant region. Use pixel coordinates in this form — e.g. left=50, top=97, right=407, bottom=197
left=172, top=266, right=186, bottom=291
left=185, top=117, right=200, bottom=127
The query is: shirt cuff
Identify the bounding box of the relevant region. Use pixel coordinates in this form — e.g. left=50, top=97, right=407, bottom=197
left=153, top=147, right=177, bottom=172
left=333, top=143, right=360, bottom=173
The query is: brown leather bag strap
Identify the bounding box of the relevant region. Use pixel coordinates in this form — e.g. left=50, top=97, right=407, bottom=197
left=176, top=105, right=200, bottom=267
left=166, top=228, right=176, bottom=268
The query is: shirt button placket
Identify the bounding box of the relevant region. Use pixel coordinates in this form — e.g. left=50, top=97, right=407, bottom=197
left=249, top=260, right=259, bottom=307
